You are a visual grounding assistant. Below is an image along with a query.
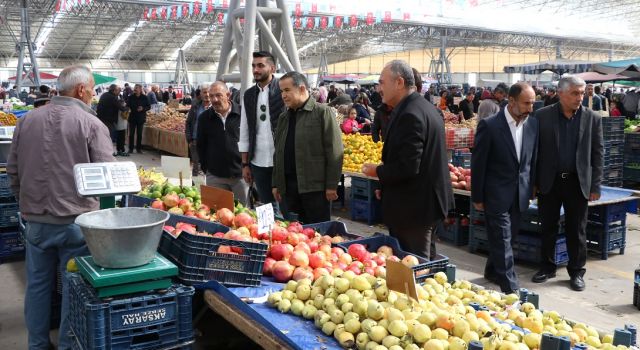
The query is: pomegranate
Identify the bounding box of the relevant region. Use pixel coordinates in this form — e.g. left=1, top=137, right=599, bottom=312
left=263, top=257, right=276, bottom=276
left=289, top=250, right=309, bottom=267
left=272, top=261, right=294, bottom=282
left=302, top=228, right=316, bottom=239
left=269, top=243, right=294, bottom=261
left=271, top=226, right=288, bottom=242
left=198, top=204, right=210, bottom=212
left=162, top=193, right=179, bottom=208
left=307, top=240, right=319, bottom=253
left=287, top=222, right=303, bottom=233
left=348, top=244, right=367, bottom=261
left=151, top=200, right=165, bottom=211
left=308, top=251, right=327, bottom=269
left=233, top=212, right=255, bottom=228
left=184, top=210, right=196, bottom=217
left=292, top=266, right=314, bottom=281
left=216, top=208, right=235, bottom=226
left=248, top=224, right=259, bottom=238
left=195, top=210, right=210, bottom=220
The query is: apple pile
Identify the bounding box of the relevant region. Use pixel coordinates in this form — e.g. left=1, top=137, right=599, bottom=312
left=449, top=163, right=471, bottom=191
left=266, top=272, right=627, bottom=350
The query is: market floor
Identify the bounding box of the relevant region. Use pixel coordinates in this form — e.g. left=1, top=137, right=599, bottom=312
left=1, top=148, right=638, bottom=349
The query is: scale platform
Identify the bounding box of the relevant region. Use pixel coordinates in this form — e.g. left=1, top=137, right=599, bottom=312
left=76, top=253, right=177, bottom=298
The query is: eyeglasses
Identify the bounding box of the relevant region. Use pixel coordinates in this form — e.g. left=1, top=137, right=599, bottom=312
left=260, top=104, right=267, bottom=121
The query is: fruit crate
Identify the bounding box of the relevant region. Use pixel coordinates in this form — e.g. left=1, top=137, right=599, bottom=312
left=337, top=235, right=450, bottom=283
left=602, top=166, right=623, bottom=183
left=512, top=234, right=569, bottom=265
left=604, top=154, right=624, bottom=167
left=0, top=201, right=19, bottom=228
left=350, top=197, right=382, bottom=225
left=302, top=221, right=364, bottom=245
left=588, top=201, right=627, bottom=226
left=468, top=224, right=491, bottom=253
left=625, top=132, right=640, bottom=151
left=0, top=173, right=13, bottom=197
left=606, top=142, right=624, bottom=158
left=445, top=127, right=474, bottom=150
left=603, top=117, right=625, bottom=133
left=452, top=151, right=472, bottom=169
left=350, top=177, right=378, bottom=201
left=603, top=130, right=624, bottom=145
left=437, top=216, right=469, bottom=246
left=159, top=215, right=268, bottom=287
left=624, top=166, right=640, bottom=182
left=0, top=228, right=24, bottom=262
left=68, top=273, right=194, bottom=350
left=123, top=194, right=154, bottom=208
left=624, top=152, right=640, bottom=165
left=586, top=221, right=626, bottom=260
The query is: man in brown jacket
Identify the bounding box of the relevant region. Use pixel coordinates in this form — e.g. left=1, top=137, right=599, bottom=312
left=7, top=64, right=115, bottom=349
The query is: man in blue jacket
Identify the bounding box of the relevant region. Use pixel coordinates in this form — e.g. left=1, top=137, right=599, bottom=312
left=471, top=82, right=538, bottom=294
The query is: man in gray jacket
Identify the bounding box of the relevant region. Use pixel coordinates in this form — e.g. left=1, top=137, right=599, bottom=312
left=7, top=65, right=115, bottom=349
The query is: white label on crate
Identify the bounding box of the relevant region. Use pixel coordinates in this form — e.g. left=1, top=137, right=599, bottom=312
left=121, top=308, right=167, bottom=326
left=256, top=203, right=275, bottom=234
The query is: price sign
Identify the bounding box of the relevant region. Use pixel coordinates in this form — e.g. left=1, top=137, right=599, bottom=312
left=256, top=203, right=275, bottom=234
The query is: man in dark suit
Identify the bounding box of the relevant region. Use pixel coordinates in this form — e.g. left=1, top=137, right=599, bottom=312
left=162, top=85, right=177, bottom=103
left=582, top=84, right=602, bottom=111
left=362, top=60, right=453, bottom=259
left=533, top=75, right=603, bottom=291
left=471, top=83, right=538, bottom=294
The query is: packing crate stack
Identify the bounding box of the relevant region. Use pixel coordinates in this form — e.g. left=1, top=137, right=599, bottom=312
left=602, top=117, right=625, bottom=187
left=0, top=163, right=22, bottom=263
left=349, top=176, right=382, bottom=225
left=624, top=131, right=640, bottom=186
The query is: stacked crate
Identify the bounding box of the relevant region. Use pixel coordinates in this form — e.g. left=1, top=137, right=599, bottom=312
left=624, top=132, right=640, bottom=185
left=586, top=201, right=627, bottom=260
left=349, top=177, right=382, bottom=225
left=0, top=163, right=22, bottom=263
left=602, top=117, right=625, bottom=187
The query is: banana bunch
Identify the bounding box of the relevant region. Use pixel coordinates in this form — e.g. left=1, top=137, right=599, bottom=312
left=138, top=167, right=166, bottom=191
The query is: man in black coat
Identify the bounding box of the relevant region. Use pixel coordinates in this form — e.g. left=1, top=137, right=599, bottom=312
left=197, top=82, right=248, bottom=204
left=127, top=84, right=151, bottom=154
left=471, top=83, right=538, bottom=294
left=162, top=86, right=177, bottom=103
left=532, top=75, right=603, bottom=291
left=362, top=60, right=453, bottom=259
left=96, top=84, right=125, bottom=132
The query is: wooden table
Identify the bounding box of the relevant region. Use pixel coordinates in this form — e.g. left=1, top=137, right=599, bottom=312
left=203, top=290, right=293, bottom=350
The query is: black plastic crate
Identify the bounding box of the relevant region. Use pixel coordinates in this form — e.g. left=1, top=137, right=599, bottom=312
left=512, top=234, right=569, bottom=265
left=452, top=151, right=471, bottom=169
left=337, top=235, right=449, bottom=283
left=0, top=201, right=19, bottom=228
left=159, top=216, right=267, bottom=287
left=625, top=166, right=640, bottom=182
left=0, top=228, right=24, bottom=261
left=604, top=154, right=624, bottom=167
left=68, top=273, right=194, bottom=350
left=634, top=283, right=640, bottom=309
left=0, top=174, right=13, bottom=197
left=350, top=197, right=382, bottom=225
left=586, top=221, right=626, bottom=260
left=625, top=133, right=640, bottom=151
left=469, top=225, right=491, bottom=254
left=604, top=133, right=624, bottom=145
left=437, top=216, right=469, bottom=246
left=603, top=117, right=625, bottom=132
left=606, top=142, right=625, bottom=157
left=588, top=201, right=627, bottom=225
left=624, top=151, right=640, bottom=164
left=302, top=221, right=363, bottom=246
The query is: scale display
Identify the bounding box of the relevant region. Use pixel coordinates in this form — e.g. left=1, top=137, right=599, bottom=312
left=74, top=161, right=141, bottom=197
left=0, top=126, right=15, bottom=139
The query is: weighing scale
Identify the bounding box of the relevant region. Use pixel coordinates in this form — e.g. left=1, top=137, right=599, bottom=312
left=73, top=161, right=178, bottom=298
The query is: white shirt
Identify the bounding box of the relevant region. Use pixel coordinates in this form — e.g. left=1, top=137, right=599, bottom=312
left=238, top=84, right=275, bottom=167
left=217, top=107, right=231, bottom=129
left=504, top=107, right=524, bottom=163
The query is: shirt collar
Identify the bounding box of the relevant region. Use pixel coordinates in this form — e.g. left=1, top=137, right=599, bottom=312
left=257, top=84, right=270, bottom=93
left=504, top=106, right=524, bottom=127
left=51, top=96, right=96, bottom=116
left=558, top=103, right=582, bottom=120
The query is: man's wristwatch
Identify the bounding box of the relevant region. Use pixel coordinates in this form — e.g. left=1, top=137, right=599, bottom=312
left=242, top=163, right=250, bottom=168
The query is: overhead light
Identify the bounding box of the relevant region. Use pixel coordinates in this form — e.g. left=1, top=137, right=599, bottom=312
left=102, top=21, right=146, bottom=58
left=35, top=13, right=65, bottom=54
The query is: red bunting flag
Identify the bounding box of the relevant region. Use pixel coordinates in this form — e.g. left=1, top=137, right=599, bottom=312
left=207, top=0, right=213, bottom=13
left=194, top=2, right=200, bottom=15
left=403, top=12, right=410, bottom=20
left=294, top=17, right=301, bottom=29
left=182, top=3, right=188, bottom=17
left=469, top=0, right=478, bottom=6
left=366, top=12, right=374, bottom=25
left=329, top=4, right=336, bottom=12
left=335, top=16, right=342, bottom=28
left=306, top=17, right=314, bottom=29
left=217, top=12, right=224, bottom=25
left=55, top=0, right=61, bottom=12
left=150, top=8, right=157, bottom=20
left=171, top=5, right=177, bottom=19
left=311, top=3, right=317, bottom=13
left=349, top=15, right=357, bottom=27
left=384, top=11, right=392, bottom=22
left=295, top=2, right=301, bottom=17
left=143, top=7, right=149, bottom=20
left=161, top=7, right=167, bottom=19
left=320, top=16, right=327, bottom=29
left=222, top=0, right=228, bottom=8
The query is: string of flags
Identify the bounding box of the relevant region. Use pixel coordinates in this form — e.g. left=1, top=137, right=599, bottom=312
left=55, top=0, right=481, bottom=28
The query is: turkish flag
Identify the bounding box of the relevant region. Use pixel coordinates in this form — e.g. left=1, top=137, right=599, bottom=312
left=335, top=16, right=342, bottom=28
left=294, top=17, right=301, bottom=29
left=218, top=12, right=224, bottom=25
left=55, top=0, right=61, bottom=12
left=320, top=16, right=327, bottom=29
left=182, top=3, right=188, bottom=17
left=150, top=8, right=157, bottom=20
left=384, top=11, right=391, bottom=22
left=306, top=17, right=314, bottom=29
left=222, top=0, right=228, bottom=8
left=161, top=7, right=167, bottom=19
left=143, top=7, right=148, bottom=20
left=194, top=2, right=200, bottom=15
left=207, top=0, right=213, bottom=13
left=349, top=15, right=357, bottom=27
left=311, top=3, right=317, bottom=13
left=171, top=6, right=177, bottom=19
left=366, top=12, right=373, bottom=25
left=295, top=3, right=301, bottom=17
left=403, top=12, right=410, bottom=20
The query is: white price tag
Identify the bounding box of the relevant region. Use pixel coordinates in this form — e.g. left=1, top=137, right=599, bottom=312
left=256, top=203, right=275, bottom=234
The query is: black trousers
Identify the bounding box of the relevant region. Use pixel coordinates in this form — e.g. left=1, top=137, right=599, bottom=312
left=251, top=165, right=275, bottom=205
left=128, top=120, right=145, bottom=152
left=116, top=129, right=126, bottom=152
left=389, top=224, right=436, bottom=261
left=484, top=200, right=520, bottom=293
left=538, top=174, right=588, bottom=277
left=283, top=176, right=330, bottom=224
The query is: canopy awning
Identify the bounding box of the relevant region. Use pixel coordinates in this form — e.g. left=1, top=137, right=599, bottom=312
left=8, top=72, right=58, bottom=82
left=504, top=59, right=594, bottom=74
left=321, top=74, right=364, bottom=84
left=592, top=58, right=640, bottom=78
left=571, top=72, right=632, bottom=83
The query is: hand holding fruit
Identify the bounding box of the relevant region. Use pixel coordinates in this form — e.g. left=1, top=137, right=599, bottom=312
left=361, top=163, right=378, bottom=178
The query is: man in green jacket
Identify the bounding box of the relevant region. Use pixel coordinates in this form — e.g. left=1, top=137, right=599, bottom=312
left=272, top=71, right=343, bottom=223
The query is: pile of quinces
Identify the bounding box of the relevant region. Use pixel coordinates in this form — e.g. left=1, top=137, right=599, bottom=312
left=342, top=133, right=382, bottom=174
left=267, top=271, right=626, bottom=350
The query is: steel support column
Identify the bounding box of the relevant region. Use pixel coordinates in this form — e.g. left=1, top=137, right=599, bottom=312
left=15, top=0, right=41, bottom=90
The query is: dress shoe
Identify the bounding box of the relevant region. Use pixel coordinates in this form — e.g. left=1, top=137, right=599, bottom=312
left=531, top=270, right=556, bottom=283
left=570, top=275, right=585, bottom=291
left=503, top=289, right=520, bottom=297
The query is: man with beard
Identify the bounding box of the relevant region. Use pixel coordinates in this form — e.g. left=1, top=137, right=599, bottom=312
left=238, top=51, right=285, bottom=207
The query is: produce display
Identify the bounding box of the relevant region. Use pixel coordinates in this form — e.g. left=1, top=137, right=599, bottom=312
left=146, top=108, right=185, bottom=130
left=155, top=117, right=186, bottom=133
left=624, top=119, right=640, bottom=133
left=5, top=97, right=33, bottom=111
left=266, top=273, right=625, bottom=350
left=0, top=111, right=18, bottom=126
left=449, top=163, right=471, bottom=191
left=137, top=167, right=166, bottom=190
left=343, top=134, right=383, bottom=173
left=443, top=112, right=478, bottom=129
